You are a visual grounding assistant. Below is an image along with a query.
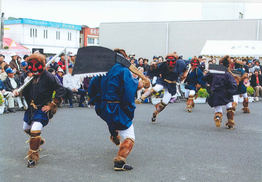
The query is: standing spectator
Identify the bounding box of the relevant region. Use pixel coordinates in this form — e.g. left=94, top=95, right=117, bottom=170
left=136, top=57, right=144, bottom=68
left=56, top=68, right=64, bottom=84
left=0, top=79, right=11, bottom=113
left=253, top=60, right=262, bottom=71
left=9, top=53, right=22, bottom=77
left=143, top=58, right=150, bottom=73
left=0, top=54, right=7, bottom=73
left=58, top=53, right=68, bottom=73
left=63, top=64, right=86, bottom=107
left=3, top=68, right=27, bottom=111
left=250, top=68, right=262, bottom=101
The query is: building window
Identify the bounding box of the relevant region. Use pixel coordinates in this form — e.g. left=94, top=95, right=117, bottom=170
left=30, top=28, right=37, bottom=38
left=97, top=39, right=99, bottom=44
left=44, top=30, right=48, bottom=39
left=88, top=38, right=94, bottom=44
left=56, top=31, right=60, bottom=40
left=90, top=29, right=93, bottom=34
left=68, top=32, right=71, bottom=41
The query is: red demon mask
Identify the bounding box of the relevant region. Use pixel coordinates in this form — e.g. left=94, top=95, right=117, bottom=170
left=28, top=59, right=44, bottom=75
left=191, top=59, right=199, bottom=69
left=166, top=56, right=176, bottom=68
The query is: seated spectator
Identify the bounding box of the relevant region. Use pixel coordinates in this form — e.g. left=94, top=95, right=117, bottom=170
left=0, top=65, right=9, bottom=81
left=56, top=68, right=64, bottom=84
left=3, top=68, right=27, bottom=111
left=20, top=61, right=28, bottom=85
left=0, top=54, right=7, bottom=73
left=63, top=64, right=86, bottom=107
left=250, top=68, right=262, bottom=101
left=0, top=79, right=12, bottom=113
left=48, top=68, right=56, bottom=75
left=49, top=57, right=59, bottom=71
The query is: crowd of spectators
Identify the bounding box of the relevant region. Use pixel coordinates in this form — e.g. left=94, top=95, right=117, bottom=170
left=0, top=51, right=261, bottom=115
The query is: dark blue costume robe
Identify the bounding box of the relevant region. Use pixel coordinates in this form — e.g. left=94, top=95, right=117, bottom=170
left=233, top=81, right=247, bottom=95
left=185, top=67, right=206, bottom=91
left=202, top=72, right=237, bottom=107
left=88, top=63, right=138, bottom=131
left=147, top=59, right=187, bottom=95
left=22, top=70, right=67, bottom=126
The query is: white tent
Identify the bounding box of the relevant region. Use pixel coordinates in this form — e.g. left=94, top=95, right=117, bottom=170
left=200, top=40, right=262, bottom=59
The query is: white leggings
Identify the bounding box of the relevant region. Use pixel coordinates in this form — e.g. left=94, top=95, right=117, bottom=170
left=233, top=93, right=248, bottom=103
left=214, top=102, right=232, bottom=113
left=153, top=84, right=172, bottom=104
left=185, top=89, right=196, bottom=98
left=119, top=124, right=135, bottom=141
left=23, top=121, right=43, bottom=131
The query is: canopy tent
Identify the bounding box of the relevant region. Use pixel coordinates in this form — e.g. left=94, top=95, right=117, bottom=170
left=2, top=37, right=29, bottom=50
left=200, top=40, right=262, bottom=59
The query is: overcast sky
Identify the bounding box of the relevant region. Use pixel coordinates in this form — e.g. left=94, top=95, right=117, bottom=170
left=1, top=1, right=262, bottom=27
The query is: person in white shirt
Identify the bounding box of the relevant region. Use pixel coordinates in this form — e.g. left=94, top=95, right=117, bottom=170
left=63, top=64, right=86, bottom=107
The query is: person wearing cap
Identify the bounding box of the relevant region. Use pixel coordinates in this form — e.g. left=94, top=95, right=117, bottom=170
left=251, top=68, right=262, bottom=101
left=0, top=54, right=7, bottom=73
left=253, top=59, right=262, bottom=71
left=69, top=54, right=76, bottom=65
left=56, top=67, right=64, bottom=84
left=184, top=57, right=206, bottom=112
left=88, top=48, right=149, bottom=171
left=9, top=53, right=22, bottom=77
left=152, top=55, right=158, bottom=62
left=3, top=67, right=27, bottom=112
left=202, top=55, right=238, bottom=129
left=139, top=52, right=188, bottom=122
left=14, top=52, right=67, bottom=168
left=63, top=63, right=86, bottom=107
left=0, top=78, right=12, bottom=114
left=20, top=61, right=29, bottom=85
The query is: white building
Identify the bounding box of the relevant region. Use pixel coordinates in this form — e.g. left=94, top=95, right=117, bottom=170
left=4, top=18, right=82, bottom=55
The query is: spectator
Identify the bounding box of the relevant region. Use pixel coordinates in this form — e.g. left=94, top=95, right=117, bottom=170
left=246, top=60, right=254, bottom=74
left=49, top=57, right=59, bottom=71
left=9, top=53, right=22, bottom=77
left=250, top=68, right=262, bottom=101
left=130, top=57, right=136, bottom=66
left=58, top=53, right=68, bottom=73
left=70, top=54, right=76, bottom=65
left=23, top=54, right=29, bottom=62
left=152, top=55, right=158, bottom=62
left=0, top=79, right=12, bottom=113
left=131, top=53, right=138, bottom=66
left=198, top=56, right=206, bottom=72
left=48, top=68, right=56, bottom=75
left=20, top=61, right=28, bottom=85
left=0, top=54, right=7, bottom=73
left=136, top=57, right=144, bottom=68
left=83, top=76, right=90, bottom=92
left=63, top=64, right=86, bottom=107
left=253, top=59, right=262, bottom=71
left=3, top=68, right=27, bottom=111
left=158, top=56, right=164, bottom=63
left=56, top=68, right=64, bottom=84
left=143, top=58, right=150, bottom=73
left=0, top=65, right=9, bottom=81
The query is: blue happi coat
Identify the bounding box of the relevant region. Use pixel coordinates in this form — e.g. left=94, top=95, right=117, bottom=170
left=202, top=72, right=237, bottom=107
left=147, top=59, right=187, bottom=95
left=88, top=63, right=138, bottom=131
left=185, top=67, right=206, bottom=91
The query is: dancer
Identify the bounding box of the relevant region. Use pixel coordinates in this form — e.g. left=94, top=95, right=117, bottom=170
left=14, top=53, right=67, bottom=167
left=202, top=55, right=237, bottom=129
left=184, top=57, right=206, bottom=112
left=88, top=48, right=149, bottom=171
left=139, top=52, right=188, bottom=122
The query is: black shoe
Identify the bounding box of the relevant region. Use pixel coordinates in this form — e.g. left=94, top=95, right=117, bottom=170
left=114, top=161, right=133, bottom=171
left=7, top=108, right=16, bottom=113
left=18, top=107, right=24, bottom=111
left=151, top=114, right=156, bottom=123
left=27, top=160, right=36, bottom=168
left=4, top=108, right=9, bottom=114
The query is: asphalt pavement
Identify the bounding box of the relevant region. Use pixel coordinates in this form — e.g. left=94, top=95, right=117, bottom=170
left=0, top=101, right=261, bottom=182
